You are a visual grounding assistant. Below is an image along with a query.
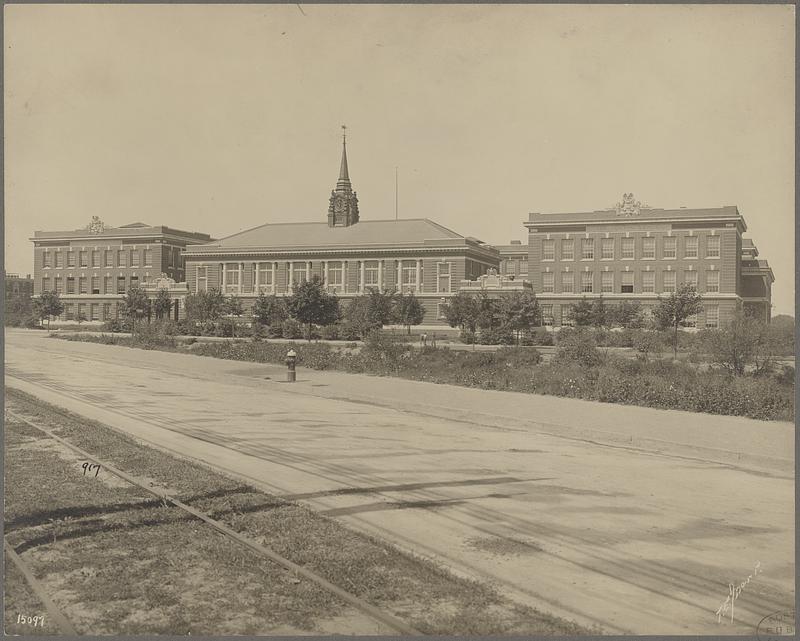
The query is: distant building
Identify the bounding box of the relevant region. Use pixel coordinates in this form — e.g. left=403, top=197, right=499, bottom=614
left=525, top=194, right=774, bottom=328
left=183, top=132, right=500, bottom=326
left=31, top=219, right=212, bottom=323
left=496, top=240, right=529, bottom=280
left=5, top=272, right=34, bottom=302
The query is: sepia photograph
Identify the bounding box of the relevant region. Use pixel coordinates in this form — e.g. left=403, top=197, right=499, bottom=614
left=3, top=2, right=795, bottom=637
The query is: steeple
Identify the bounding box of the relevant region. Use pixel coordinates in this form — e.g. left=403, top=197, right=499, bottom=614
left=328, top=125, right=360, bottom=227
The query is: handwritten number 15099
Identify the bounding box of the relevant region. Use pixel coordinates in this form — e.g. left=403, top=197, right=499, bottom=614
left=82, top=462, right=100, bottom=477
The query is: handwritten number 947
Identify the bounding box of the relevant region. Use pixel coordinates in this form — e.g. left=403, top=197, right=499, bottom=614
left=82, top=462, right=100, bottom=477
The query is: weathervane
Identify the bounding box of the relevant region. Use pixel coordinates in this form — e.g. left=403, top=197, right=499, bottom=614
left=341, top=124, right=347, bottom=144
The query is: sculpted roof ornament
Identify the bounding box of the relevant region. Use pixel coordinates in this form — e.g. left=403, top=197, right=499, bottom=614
left=614, top=193, right=650, bottom=217
left=87, top=216, right=105, bottom=234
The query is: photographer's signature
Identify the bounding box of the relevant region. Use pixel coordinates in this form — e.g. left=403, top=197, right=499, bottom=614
left=716, top=561, right=761, bottom=623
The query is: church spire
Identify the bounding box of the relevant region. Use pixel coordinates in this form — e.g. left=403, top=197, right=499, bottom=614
left=328, top=125, right=360, bottom=227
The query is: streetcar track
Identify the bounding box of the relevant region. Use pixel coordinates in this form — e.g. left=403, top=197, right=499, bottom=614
left=5, top=406, right=421, bottom=636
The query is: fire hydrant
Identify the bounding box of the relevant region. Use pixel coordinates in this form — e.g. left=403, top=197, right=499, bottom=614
left=285, top=348, right=297, bottom=383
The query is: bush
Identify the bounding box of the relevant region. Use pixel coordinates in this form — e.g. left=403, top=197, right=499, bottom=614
left=281, top=319, right=303, bottom=339
left=478, top=327, right=514, bottom=345
left=553, top=330, right=603, bottom=367
left=528, top=327, right=554, bottom=346
left=337, top=321, right=362, bottom=342
left=320, top=324, right=340, bottom=341
left=459, top=330, right=477, bottom=344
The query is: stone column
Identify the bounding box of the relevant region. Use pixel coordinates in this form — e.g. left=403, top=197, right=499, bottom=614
left=343, top=261, right=349, bottom=293
left=306, top=261, right=311, bottom=283
left=378, top=260, right=384, bottom=292
left=288, top=261, right=294, bottom=291
left=397, top=260, right=403, bottom=292
left=220, top=263, right=226, bottom=290
left=271, top=263, right=277, bottom=293
left=253, top=262, right=259, bottom=292
left=323, top=261, right=329, bottom=288
left=415, top=259, right=422, bottom=293
left=238, top=262, right=243, bottom=294
left=359, top=261, right=366, bottom=293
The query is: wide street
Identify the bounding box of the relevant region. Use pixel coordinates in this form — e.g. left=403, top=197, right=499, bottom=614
left=4, top=329, right=795, bottom=635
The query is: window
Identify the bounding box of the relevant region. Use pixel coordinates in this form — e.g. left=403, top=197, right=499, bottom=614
left=90, top=304, right=100, bottom=321
left=144, top=249, right=153, bottom=267
left=43, top=251, right=51, bottom=268
left=66, top=276, right=76, bottom=294
left=581, top=271, right=593, bottom=293
left=79, top=251, right=88, bottom=267
left=437, top=302, right=447, bottom=320
left=542, top=239, right=555, bottom=261
left=642, top=272, right=655, bottom=293
left=326, top=262, right=343, bottom=292
left=684, top=313, right=698, bottom=329
left=42, top=277, right=50, bottom=292
left=642, top=237, right=655, bottom=259
left=118, top=250, right=127, bottom=267
left=130, top=276, right=139, bottom=289
left=102, top=303, right=111, bottom=321
left=663, top=237, right=676, bottom=259
left=91, top=250, right=100, bottom=267
left=104, top=250, right=114, bottom=267
left=601, top=238, right=614, bottom=260
left=561, top=272, right=574, bottom=294
left=55, top=251, right=63, bottom=268
left=519, top=257, right=528, bottom=275
left=621, top=271, right=634, bottom=293
left=706, top=235, right=720, bottom=258
left=542, top=272, right=554, bottom=293
left=196, top=266, right=208, bottom=292
left=542, top=304, right=554, bottom=326
left=562, top=305, right=575, bottom=327
left=705, top=305, right=719, bottom=329
left=67, top=251, right=76, bottom=268
left=91, top=276, right=100, bottom=294
left=64, top=303, right=74, bottom=321
left=290, top=263, right=306, bottom=289
left=79, top=277, right=88, bottom=294
left=684, top=271, right=698, bottom=289
left=436, top=262, right=451, bottom=293
left=601, top=271, right=613, bottom=293
left=77, top=304, right=87, bottom=321
left=401, top=261, right=418, bottom=292
left=663, top=271, right=676, bottom=293
left=130, top=249, right=140, bottom=267
left=55, top=276, right=63, bottom=293
left=364, top=261, right=380, bottom=288
left=255, top=263, right=272, bottom=292
left=581, top=238, right=594, bottom=260
left=685, top=236, right=698, bottom=259
left=561, top=239, right=574, bottom=260
left=104, top=276, right=113, bottom=294
left=706, top=270, right=720, bottom=293
left=117, top=276, right=127, bottom=294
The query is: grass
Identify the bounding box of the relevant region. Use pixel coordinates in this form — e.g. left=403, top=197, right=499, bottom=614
left=4, top=388, right=591, bottom=635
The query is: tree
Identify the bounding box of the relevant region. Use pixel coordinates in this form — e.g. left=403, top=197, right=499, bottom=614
left=476, top=292, right=503, bottom=330
left=653, top=284, right=703, bottom=359
left=344, top=288, right=398, bottom=337
left=702, top=311, right=782, bottom=376
left=33, top=291, right=64, bottom=332
left=609, top=301, right=644, bottom=329
left=589, top=297, right=608, bottom=329
left=497, top=291, right=541, bottom=345
left=184, top=288, right=226, bottom=324
left=252, top=293, right=288, bottom=328
left=223, top=295, right=244, bottom=338
left=122, top=287, right=150, bottom=333
left=442, top=292, right=481, bottom=349
left=153, top=289, right=173, bottom=321
left=569, top=298, right=594, bottom=327
left=286, top=276, right=340, bottom=341
left=394, top=293, right=425, bottom=335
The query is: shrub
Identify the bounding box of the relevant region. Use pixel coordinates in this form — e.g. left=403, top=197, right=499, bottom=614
left=320, top=324, right=340, bottom=341
left=281, top=318, right=303, bottom=339
left=553, top=330, right=603, bottom=367
left=529, top=327, right=554, bottom=346
left=337, top=321, right=362, bottom=342
left=478, top=327, right=514, bottom=345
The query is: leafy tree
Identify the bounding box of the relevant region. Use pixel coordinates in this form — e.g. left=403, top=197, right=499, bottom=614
left=768, top=314, right=795, bottom=355
left=33, top=290, right=64, bottom=331
left=153, top=289, right=173, bottom=320
left=344, top=288, right=398, bottom=337
left=223, top=295, right=244, bottom=338
left=653, top=284, right=703, bottom=359
left=252, top=293, right=289, bottom=328
left=589, top=297, right=608, bottom=329
left=497, top=291, right=541, bottom=345
left=185, top=288, right=226, bottom=324
left=122, top=287, right=150, bottom=332
left=442, top=292, right=481, bottom=349
left=476, top=292, right=503, bottom=330
left=609, top=301, right=644, bottom=329
left=394, top=293, right=425, bottom=335
left=286, top=276, right=340, bottom=341
left=569, top=298, right=594, bottom=327
left=702, top=311, right=783, bottom=376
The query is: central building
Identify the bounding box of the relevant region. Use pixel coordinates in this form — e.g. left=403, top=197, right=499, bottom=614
left=183, top=132, right=500, bottom=325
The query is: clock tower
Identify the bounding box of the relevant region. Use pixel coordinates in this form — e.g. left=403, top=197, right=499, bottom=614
left=327, top=126, right=360, bottom=227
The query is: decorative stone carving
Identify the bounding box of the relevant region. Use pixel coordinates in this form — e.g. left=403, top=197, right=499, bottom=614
left=614, top=193, right=652, bottom=216
left=87, top=216, right=105, bottom=234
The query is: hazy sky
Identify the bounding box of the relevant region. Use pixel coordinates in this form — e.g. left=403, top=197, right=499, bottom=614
left=5, top=4, right=795, bottom=314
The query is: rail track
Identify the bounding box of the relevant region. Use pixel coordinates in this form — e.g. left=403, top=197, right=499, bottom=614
left=4, top=406, right=421, bottom=636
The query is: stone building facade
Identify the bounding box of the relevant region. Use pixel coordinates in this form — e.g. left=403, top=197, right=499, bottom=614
left=524, top=194, right=773, bottom=328
left=31, top=219, right=212, bottom=323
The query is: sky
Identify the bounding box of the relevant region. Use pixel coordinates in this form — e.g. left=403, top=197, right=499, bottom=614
left=4, top=4, right=795, bottom=315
